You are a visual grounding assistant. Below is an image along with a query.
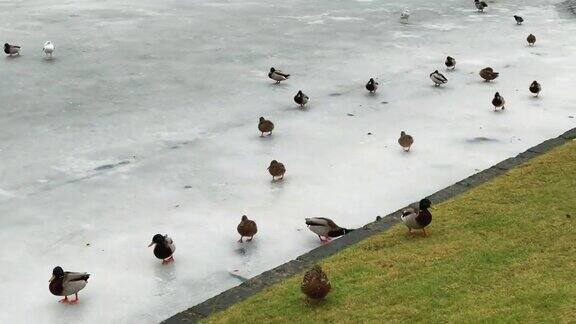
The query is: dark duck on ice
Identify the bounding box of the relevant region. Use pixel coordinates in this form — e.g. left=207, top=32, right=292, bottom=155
left=148, top=234, right=176, bottom=264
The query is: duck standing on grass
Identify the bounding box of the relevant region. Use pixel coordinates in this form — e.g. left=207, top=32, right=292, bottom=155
left=301, top=265, right=331, bottom=301
left=268, top=67, right=289, bottom=84
left=401, top=198, right=432, bottom=237
left=445, top=56, right=456, bottom=70
left=258, top=117, right=274, bottom=136
left=479, top=67, right=499, bottom=82
left=305, top=217, right=353, bottom=243
left=527, top=34, right=536, bottom=46
left=43, top=41, right=55, bottom=57
left=237, top=215, right=258, bottom=243
left=148, top=234, right=176, bottom=264
left=366, top=78, right=378, bottom=93
left=49, top=266, right=90, bottom=303
left=294, top=90, right=309, bottom=108
left=4, top=43, right=21, bottom=56
left=492, top=92, right=505, bottom=111
left=267, top=160, right=286, bottom=180
left=514, top=15, right=524, bottom=25
left=529, top=81, right=541, bottom=97
left=430, top=70, right=447, bottom=86
left=474, top=0, right=487, bottom=12
left=398, top=131, right=414, bottom=152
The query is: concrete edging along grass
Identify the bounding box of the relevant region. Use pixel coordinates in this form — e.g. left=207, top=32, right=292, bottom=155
left=163, top=127, right=576, bottom=324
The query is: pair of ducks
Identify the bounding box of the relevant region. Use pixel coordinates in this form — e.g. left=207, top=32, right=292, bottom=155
left=4, top=41, right=55, bottom=57
left=490, top=81, right=541, bottom=111
left=429, top=57, right=455, bottom=86
left=268, top=68, right=310, bottom=108
left=237, top=216, right=354, bottom=244
left=301, top=198, right=433, bottom=301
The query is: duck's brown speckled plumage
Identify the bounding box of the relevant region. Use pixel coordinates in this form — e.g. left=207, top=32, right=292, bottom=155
left=237, top=215, right=258, bottom=242
left=398, top=131, right=414, bottom=151
left=268, top=160, right=286, bottom=180
left=258, top=117, right=274, bottom=136
left=527, top=34, right=536, bottom=46
left=492, top=92, right=505, bottom=110
left=301, top=265, right=331, bottom=300
left=480, top=67, right=499, bottom=82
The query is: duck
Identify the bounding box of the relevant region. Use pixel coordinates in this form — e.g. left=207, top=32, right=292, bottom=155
left=527, top=34, right=536, bottom=46
left=400, top=9, right=410, bottom=23
left=237, top=215, right=258, bottom=243
left=398, top=131, right=414, bottom=151
left=492, top=92, right=505, bottom=111
left=267, top=160, right=286, bottom=180
left=148, top=234, right=176, bottom=264
left=479, top=67, right=499, bottom=82
left=301, top=265, right=331, bottom=300
left=4, top=43, right=21, bottom=56
left=294, top=90, right=309, bottom=108
left=49, top=266, right=90, bottom=303
left=258, top=117, right=274, bottom=136
left=305, top=217, right=353, bottom=243
left=365, top=78, right=378, bottom=93
left=43, top=41, right=55, bottom=57
left=445, top=56, right=456, bottom=70
left=430, top=70, right=447, bottom=86
left=474, top=0, right=488, bottom=12
left=529, top=81, right=541, bottom=97
left=514, top=15, right=524, bottom=25
left=268, top=67, right=289, bottom=84
left=401, top=198, right=432, bottom=236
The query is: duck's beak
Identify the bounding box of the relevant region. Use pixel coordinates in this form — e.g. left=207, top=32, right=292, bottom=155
left=49, top=274, right=55, bottom=282
left=148, top=242, right=155, bottom=247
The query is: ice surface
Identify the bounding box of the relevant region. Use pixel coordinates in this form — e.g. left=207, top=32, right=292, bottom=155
left=0, top=0, right=575, bottom=322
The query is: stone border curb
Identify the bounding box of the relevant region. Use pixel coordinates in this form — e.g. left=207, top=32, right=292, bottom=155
left=162, top=128, right=575, bottom=323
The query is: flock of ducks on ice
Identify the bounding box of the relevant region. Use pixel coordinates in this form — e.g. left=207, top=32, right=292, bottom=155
left=6, top=0, right=545, bottom=306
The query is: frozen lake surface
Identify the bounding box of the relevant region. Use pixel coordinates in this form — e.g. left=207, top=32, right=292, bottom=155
left=1, top=0, right=575, bottom=322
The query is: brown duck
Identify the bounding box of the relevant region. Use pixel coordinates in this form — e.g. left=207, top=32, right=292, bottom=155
left=258, top=117, right=274, bottom=136
left=398, top=131, right=414, bottom=151
left=237, top=215, right=258, bottom=243
left=492, top=92, right=505, bottom=111
left=301, top=265, right=331, bottom=300
left=267, top=160, right=286, bottom=180
left=479, top=67, right=499, bottom=82
left=527, top=34, right=536, bottom=46
left=529, top=81, right=541, bottom=97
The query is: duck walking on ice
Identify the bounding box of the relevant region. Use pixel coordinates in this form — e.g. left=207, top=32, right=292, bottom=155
left=305, top=217, right=353, bottom=243
left=398, top=131, right=414, bottom=152
left=43, top=41, right=55, bottom=57
left=268, top=160, right=286, bottom=181
left=365, top=78, right=378, bottom=93
left=294, top=90, right=309, bottom=108
left=49, top=266, right=90, bottom=303
left=148, top=234, right=176, bottom=264
left=430, top=70, right=447, bottom=86
left=527, top=34, right=536, bottom=46
left=474, top=0, right=488, bottom=12
left=268, top=67, right=289, bottom=84
left=445, top=56, right=456, bottom=70
left=237, top=215, right=258, bottom=243
left=492, top=92, right=505, bottom=111
left=4, top=43, right=21, bottom=56
left=529, top=81, right=541, bottom=97
left=258, top=117, right=274, bottom=136
left=514, top=15, right=524, bottom=25
left=479, top=67, right=499, bottom=82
